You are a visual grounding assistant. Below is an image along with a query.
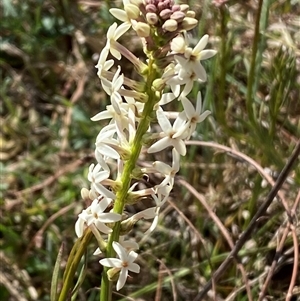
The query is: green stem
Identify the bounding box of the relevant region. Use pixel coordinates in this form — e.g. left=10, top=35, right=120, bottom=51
left=246, top=0, right=264, bottom=125
left=100, top=59, right=161, bottom=301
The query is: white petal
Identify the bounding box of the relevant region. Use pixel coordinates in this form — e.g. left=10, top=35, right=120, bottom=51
left=96, top=144, right=120, bottom=159
left=113, top=241, right=127, bottom=261
left=172, top=139, right=186, bottom=156
left=170, top=35, right=186, bottom=53
left=96, top=47, right=109, bottom=69
left=193, top=62, right=207, bottom=82
left=97, top=197, right=112, bottom=211
left=198, top=110, right=211, bottom=123
left=117, top=268, right=128, bottom=291
left=180, top=80, right=193, bottom=97
left=115, top=23, right=131, bottom=40
left=129, top=262, right=140, bottom=273
left=100, top=258, right=122, bottom=268
left=107, top=23, right=118, bottom=39
left=94, top=183, right=116, bottom=199
left=91, top=110, right=113, bottom=121
left=109, top=8, right=128, bottom=22
left=127, top=250, right=139, bottom=263
left=128, top=262, right=140, bottom=273
left=156, top=110, right=172, bottom=132
left=174, top=55, right=187, bottom=67
left=200, top=49, right=217, bottom=60
left=111, top=48, right=122, bottom=60
left=94, top=220, right=113, bottom=233
left=160, top=92, right=176, bottom=105
left=94, top=170, right=109, bottom=183
left=193, top=34, right=209, bottom=54
left=147, top=137, right=170, bottom=153
left=75, top=218, right=85, bottom=238
left=144, top=214, right=159, bottom=234
left=195, top=92, right=202, bottom=114
left=181, top=96, right=195, bottom=119
left=93, top=247, right=102, bottom=255
left=173, top=111, right=187, bottom=131
left=98, top=212, right=121, bottom=223
left=101, top=78, right=112, bottom=95
left=172, top=148, right=180, bottom=171
left=114, top=75, right=124, bottom=91
left=153, top=161, right=171, bottom=174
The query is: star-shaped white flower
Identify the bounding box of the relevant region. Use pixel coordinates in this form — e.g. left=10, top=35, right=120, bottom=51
left=105, top=22, right=131, bottom=60
left=180, top=92, right=211, bottom=139
left=75, top=197, right=121, bottom=237
left=174, top=34, right=217, bottom=82
left=152, top=148, right=180, bottom=189
left=95, top=127, right=121, bottom=160
left=99, top=241, right=140, bottom=291
left=95, top=47, right=114, bottom=79
left=88, top=162, right=116, bottom=199
left=128, top=184, right=172, bottom=234
left=148, top=109, right=188, bottom=156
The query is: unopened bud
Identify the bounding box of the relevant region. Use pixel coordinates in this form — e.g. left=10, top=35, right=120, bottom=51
left=172, top=4, right=181, bottom=12
left=181, top=17, right=198, bottom=31
left=186, top=10, right=196, bottom=18
left=107, top=267, right=121, bottom=282
left=81, top=187, right=90, bottom=201
left=146, top=3, right=157, bottom=13
left=160, top=8, right=172, bottom=20
left=180, top=4, right=189, bottom=13
left=170, top=11, right=185, bottom=22
left=171, top=36, right=186, bottom=53
left=134, top=22, right=150, bottom=37
left=125, top=4, right=140, bottom=19
left=146, top=12, right=158, bottom=25
left=152, top=78, right=165, bottom=90
left=120, top=217, right=138, bottom=234
left=162, top=19, right=178, bottom=32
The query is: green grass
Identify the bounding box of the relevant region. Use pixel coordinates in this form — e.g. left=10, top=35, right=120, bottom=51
left=1, top=1, right=299, bottom=301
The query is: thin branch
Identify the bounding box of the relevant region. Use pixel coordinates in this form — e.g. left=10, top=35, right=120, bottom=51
left=193, top=139, right=300, bottom=301
left=286, top=190, right=300, bottom=301
left=258, top=190, right=300, bottom=301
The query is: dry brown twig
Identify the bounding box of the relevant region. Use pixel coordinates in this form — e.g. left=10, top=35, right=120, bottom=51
left=191, top=139, right=300, bottom=301
left=257, top=189, right=299, bottom=301
left=155, top=258, right=178, bottom=301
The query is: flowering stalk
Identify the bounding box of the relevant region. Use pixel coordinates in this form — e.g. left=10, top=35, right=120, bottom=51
left=57, top=1, right=216, bottom=300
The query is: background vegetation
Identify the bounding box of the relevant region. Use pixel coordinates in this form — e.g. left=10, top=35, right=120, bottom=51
left=1, top=0, right=299, bottom=300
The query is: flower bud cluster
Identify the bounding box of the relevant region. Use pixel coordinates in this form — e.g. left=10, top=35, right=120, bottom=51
left=75, top=0, right=216, bottom=292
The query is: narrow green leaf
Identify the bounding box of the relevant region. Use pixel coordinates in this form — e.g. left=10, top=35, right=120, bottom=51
left=51, top=243, right=64, bottom=301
